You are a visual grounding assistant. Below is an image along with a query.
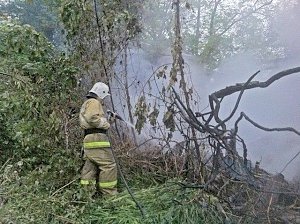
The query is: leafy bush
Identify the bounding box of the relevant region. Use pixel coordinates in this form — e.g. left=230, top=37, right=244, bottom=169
left=0, top=21, right=79, bottom=166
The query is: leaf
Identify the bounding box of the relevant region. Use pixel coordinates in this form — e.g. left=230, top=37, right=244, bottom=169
left=148, top=105, right=159, bottom=126
left=134, top=96, right=148, bottom=134
left=163, top=109, right=175, bottom=132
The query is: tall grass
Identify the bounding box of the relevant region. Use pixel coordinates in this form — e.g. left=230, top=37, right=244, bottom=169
left=0, top=163, right=228, bottom=224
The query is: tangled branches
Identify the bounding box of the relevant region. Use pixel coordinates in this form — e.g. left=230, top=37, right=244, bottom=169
left=171, top=66, right=300, bottom=183
left=169, top=67, right=300, bottom=222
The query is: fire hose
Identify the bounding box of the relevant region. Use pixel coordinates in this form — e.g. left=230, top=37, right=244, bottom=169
left=106, top=110, right=145, bottom=217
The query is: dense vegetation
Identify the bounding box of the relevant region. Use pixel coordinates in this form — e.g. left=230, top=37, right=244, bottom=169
left=1, top=0, right=299, bottom=223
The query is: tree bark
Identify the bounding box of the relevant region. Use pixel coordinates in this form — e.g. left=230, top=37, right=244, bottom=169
left=173, top=0, right=202, bottom=178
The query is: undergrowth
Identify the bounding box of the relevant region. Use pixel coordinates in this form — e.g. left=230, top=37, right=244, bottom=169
left=0, top=150, right=231, bottom=224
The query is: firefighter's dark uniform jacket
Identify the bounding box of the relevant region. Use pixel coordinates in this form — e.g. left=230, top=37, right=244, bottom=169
left=79, top=97, right=117, bottom=195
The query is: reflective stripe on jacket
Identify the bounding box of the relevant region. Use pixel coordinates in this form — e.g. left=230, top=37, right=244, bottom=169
left=84, top=141, right=111, bottom=149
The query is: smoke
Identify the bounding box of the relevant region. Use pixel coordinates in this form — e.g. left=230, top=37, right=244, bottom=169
left=154, top=1, right=300, bottom=179
left=196, top=2, right=300, bottom=180
left=207, top=57, right=300, bottom=180
left=275, top=2, right=300, bottom=59
left=116, top=1, right=300, bottom=179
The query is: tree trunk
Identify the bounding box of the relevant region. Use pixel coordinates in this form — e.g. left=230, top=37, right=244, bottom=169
left=173, top=0, right=202, bottom=180
left=124, top=46, right=138, bottom=146
left=194, top=0, right=201, bottom=55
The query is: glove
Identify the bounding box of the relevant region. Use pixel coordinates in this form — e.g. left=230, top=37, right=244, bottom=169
left=107, top=110, right=116, bottom=123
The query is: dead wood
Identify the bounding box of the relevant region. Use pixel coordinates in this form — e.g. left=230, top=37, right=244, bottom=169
left=212, top=67, right=300, bottom=98
left=170, top=67, right=300, bottom=222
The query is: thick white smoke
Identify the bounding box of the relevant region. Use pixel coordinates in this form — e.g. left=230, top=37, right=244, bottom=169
left=118, top=1, right=300, bottom=180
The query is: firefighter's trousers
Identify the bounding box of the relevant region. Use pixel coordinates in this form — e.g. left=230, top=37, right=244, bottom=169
left=80, top=133, right=117, bottom=195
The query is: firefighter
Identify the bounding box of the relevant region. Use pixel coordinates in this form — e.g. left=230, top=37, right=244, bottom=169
left=79, top=82, right=117, bottom=197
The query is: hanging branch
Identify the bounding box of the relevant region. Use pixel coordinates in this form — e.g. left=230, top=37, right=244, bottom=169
left=172, top=0, right=202, bottom=170
left=235, top=112, right=300, bottom=136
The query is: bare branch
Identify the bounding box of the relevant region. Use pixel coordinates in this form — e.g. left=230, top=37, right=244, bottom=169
left=280, top=150, right=300, bottom=174
left=212, top=67, right=300, bottom=98
left=236, top=112, right=300, bottom=136
left=213, top=70, right=260, bottom=129
left=217, top=0, right=274, bottom=36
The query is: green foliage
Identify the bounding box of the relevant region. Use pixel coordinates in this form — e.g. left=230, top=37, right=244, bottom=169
left=60, top=0, right=94, bottom=39
left=0, top=0, right=62, bottom=43
left=0, top=150, right=82, bottom=223
left=142, top=0, right=285, bottom=70
left=141, top=0, right=173, bottom=61
left=0, top=169, right=229, bottom=224
left=0, top=22, right=53, bottom=69
left=0, top=21, right=79, bottom=165
left=60, top=0, right=141, bottom=71
left=198, top=35, right=223, bottom=70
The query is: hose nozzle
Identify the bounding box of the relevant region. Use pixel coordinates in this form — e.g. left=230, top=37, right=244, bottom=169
left=107, top=110, right=124, bottom=121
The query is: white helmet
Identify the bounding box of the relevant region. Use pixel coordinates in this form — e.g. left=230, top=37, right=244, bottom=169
left=89, top=82, right=110, bottom=99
